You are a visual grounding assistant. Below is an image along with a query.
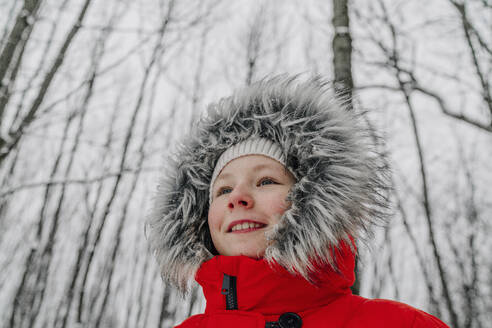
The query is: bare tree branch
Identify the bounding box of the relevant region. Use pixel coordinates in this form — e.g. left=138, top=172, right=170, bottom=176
left=401, top=82, right=459, bottom=328
left=244, top=3, right=267, bottom=85
left=394, top=186, right=441, bottom=316
left=413, top=86, right=492, bottom=133
left=356, top=83, right=492, bottom=133
left=93, top=5, right=175, bottom=324
left=355, top=0, right=492, bottom=134
left=77, top=2, right=175, bottom=324
left=454, top=133, right=483, bottom=328
left=9, top=0, right=70, bottom=137
left=374, top=1, right=459, bottom=324
left=0, top=0, right=93, bottom=166
left=449, top=0, right=492, bottom=115
left=0, top=165, right=162, bottom=199
left=56, top=71, right=121, bottom=328
left=0, top=12, right=35, bottom=122
left=0, top=0, right=40, bottom=92
left=0, top=1, right=21, bottom=48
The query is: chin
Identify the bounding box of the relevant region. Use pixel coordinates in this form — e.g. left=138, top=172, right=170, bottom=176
left=220, top=247, right=265, bottom=258
left=237, top=249, right=266, bottom=259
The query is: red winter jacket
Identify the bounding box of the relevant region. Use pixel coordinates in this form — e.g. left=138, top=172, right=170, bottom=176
left=175, top=245, right=449, bottom=328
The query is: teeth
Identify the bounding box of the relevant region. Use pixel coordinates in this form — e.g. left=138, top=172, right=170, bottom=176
left=231, top=222, right=262, bottom=231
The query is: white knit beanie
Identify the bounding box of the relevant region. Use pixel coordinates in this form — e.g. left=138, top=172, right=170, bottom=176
left=209, top=138, right=287, bottom=204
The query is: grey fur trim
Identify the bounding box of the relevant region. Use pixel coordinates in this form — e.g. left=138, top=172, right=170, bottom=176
left=146, top=75, right=390, bottom=294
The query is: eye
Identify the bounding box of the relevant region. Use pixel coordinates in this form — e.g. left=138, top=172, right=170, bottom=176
left=216, top=186, right=232, bottom=197
left=258, top=177, right=277, bottom=186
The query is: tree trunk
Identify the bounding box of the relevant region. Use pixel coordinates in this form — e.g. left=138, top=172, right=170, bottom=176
left=332, top=0, right=353, bottom=108
left=332, top=0, right=357, bottom=294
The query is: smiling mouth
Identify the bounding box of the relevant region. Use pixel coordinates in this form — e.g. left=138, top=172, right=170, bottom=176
left=228, top=221, right=267, bottom=233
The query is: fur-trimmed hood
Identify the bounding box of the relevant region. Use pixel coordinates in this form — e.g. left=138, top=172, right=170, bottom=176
left=146, top=75, right=389, bottom=293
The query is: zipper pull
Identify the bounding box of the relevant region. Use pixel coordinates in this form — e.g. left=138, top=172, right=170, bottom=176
left=221, top=274, right=230, bottom=295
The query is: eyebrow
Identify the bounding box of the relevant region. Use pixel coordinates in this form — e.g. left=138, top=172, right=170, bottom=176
left=214, top=163, right=279, bottom=183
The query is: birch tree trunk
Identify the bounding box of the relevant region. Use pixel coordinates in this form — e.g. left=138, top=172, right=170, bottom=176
left=332, top=0, right=353, bottom=108
left=331, top=0, right=358, bottom=295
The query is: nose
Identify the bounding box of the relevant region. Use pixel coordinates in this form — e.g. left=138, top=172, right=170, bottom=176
left=228, top=187, right=254, bottom=210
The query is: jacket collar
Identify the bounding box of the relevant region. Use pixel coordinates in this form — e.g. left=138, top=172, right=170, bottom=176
left=195, top=243, right=355, bottom=316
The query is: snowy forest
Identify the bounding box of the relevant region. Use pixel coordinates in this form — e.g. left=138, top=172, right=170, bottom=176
left=0, top=0, right=491, bottom=327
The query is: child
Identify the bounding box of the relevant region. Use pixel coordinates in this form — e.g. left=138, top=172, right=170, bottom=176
left=146, top=76, right=449, bottom=327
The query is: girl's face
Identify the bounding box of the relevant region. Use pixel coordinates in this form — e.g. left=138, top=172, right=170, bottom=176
left=208, top=155, right=295, bottom=258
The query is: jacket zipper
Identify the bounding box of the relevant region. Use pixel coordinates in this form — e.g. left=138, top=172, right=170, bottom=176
left=221, top=273, right=238, bottom=310
left=221, top=274, right=302, bottom=327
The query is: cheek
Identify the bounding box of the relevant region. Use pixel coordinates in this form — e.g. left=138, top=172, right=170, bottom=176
left=268, top=192, right=291, bottom=215
left=207, top=202, right=222, bottom=232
